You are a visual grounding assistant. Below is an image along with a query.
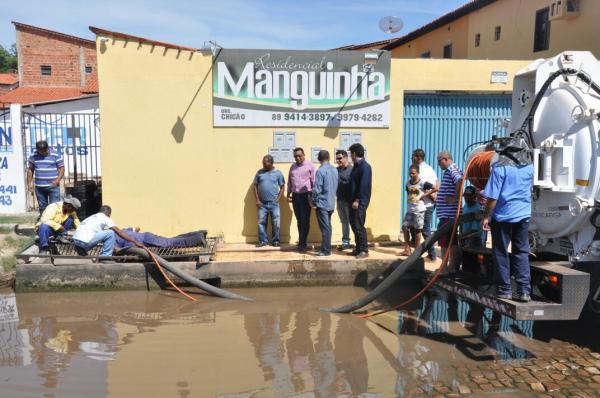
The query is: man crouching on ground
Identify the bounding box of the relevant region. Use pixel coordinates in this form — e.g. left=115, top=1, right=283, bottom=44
left=36, top=195, right=81, bottom=255
left=73, top=205, right=143, bottom=262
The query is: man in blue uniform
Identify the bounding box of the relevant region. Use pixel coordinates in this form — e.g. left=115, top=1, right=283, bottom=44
left=481, top=140, right=534, bottom=302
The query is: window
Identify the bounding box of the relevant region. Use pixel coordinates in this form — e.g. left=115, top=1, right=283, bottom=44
left=40, top=65, right=52, bottom=75
left=420, top=51, right=431, bottom=58
left=475, top=33, right=481, bottom=47
left=85, top=66, right=93, bottom=74
left=494, top=26, right=501, bottom=41
left=534, top=7, right=551, bottom=52
left=443, top=43, right=452, bottom=59
left=567, top=0, right=580, bottom=12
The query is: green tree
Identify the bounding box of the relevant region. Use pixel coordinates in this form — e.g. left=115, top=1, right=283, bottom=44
left=0, top=44, right=17, bottom=73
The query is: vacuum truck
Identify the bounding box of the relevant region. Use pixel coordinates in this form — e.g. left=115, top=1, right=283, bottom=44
left=439, top=51, right=600, bottom=320
left=332, top=51, right=600, bottom=321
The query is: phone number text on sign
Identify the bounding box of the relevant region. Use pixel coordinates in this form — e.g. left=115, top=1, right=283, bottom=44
left=272, top=113, right=384, bottom=122
left=0, top=185, right=17, bottom=206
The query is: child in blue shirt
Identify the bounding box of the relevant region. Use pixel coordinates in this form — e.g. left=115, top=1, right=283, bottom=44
left=460, top=186, right=482, bottom=273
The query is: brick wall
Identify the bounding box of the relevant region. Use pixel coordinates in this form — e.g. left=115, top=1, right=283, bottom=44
left=17, top=25, right=97, bottom=88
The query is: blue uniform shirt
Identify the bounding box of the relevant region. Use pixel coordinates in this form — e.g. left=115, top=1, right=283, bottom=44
left=312, top=163, right=338, bottom=211
left=254, top=169, right=285, bottom=203
left=483, top=163, right=533, bottom=223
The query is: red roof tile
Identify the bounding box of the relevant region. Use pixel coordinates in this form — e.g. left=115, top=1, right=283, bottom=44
left=0, top=74, right=18, bottom=85
left=0, top=86, right=88, bottom=105
left=89, top=26, right=199, bottom=52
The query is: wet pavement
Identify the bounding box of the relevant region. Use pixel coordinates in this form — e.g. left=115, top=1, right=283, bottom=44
left=0, top=287, right=600, bottom=397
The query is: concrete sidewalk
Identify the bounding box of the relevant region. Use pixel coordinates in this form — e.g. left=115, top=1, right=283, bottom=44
left=15, top=242, right=439, bottom=292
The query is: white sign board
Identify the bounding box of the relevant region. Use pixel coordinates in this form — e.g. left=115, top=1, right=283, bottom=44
left=213, top=49, right=391, bottom=128
left=490, top=71, right=508, bottom=84
left=0, top=105, right=27, bottom=213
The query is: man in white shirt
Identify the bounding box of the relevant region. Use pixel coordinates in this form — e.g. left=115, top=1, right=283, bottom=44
left=412, top=149, right=439, bottom=260
left=73, top=205, right=142, bottom=261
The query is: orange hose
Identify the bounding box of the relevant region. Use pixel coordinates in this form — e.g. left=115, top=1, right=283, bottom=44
left=466, top=151, right=494, bottom=191
left=143, top=246, right=198, bottom=302
left=358, top=155, right=480, bottom=319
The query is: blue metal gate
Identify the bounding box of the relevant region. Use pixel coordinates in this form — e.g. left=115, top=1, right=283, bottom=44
left=402, top=94, right=512, bottom=226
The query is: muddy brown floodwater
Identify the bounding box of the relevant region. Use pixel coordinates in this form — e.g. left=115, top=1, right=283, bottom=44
left=1, top=286, right=600, bottom=397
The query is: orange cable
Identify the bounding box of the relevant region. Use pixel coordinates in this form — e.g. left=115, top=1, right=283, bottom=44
left=143, top=246, right=198, bottom=302
left=466, top=151, right=494, bottom=191
left=358, top=153, right=491, bottom=319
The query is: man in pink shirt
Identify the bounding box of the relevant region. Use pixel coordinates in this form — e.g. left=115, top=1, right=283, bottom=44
left=287, top=147, right=316, bottom=253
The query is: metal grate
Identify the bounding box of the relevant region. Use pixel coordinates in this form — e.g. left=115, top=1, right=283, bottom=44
left=17, top=237, right=216, bottom=263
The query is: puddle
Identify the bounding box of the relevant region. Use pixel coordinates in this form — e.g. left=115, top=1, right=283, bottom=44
left=0, top=287, right=599, bottom=397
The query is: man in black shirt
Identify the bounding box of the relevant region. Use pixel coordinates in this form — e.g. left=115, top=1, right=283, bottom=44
left=348, top=144, right=372, bottom=259
left=335, top=150, right=353, bottom=250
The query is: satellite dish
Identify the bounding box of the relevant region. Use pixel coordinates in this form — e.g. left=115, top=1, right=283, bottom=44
left=378, top=16, right=404, bottom=34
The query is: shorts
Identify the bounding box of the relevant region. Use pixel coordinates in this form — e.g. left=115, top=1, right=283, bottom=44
left=402, top=211, right=425, bottom=230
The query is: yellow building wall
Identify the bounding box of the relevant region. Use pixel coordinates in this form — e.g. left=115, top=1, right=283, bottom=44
left=96, top=35, right=527, bottom=243
left=392, top=16, right=469, bottom=59
left=468, top=0, right=600, bottom=60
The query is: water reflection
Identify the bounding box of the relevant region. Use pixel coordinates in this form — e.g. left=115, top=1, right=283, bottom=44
left=1, top=287, right=598, bottom=397
left=244, top=311, right=373, bottom=397
left=392, top=289, right=535, bottom=363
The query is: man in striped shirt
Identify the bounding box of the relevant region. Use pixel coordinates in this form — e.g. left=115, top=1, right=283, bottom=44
left=27, top=140, right=64, bottom=213
left=436, top=151, right=463, bottom=272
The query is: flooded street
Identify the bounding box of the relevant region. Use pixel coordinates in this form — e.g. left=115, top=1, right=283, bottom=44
left=0, top=287, right=600, bottom=397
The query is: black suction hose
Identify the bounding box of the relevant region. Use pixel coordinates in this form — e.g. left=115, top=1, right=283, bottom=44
left=324, top=218, right=456, bottom=313
left=124, top=246, right=253, bottom=301
left=520, top=68, right=600, bottom=147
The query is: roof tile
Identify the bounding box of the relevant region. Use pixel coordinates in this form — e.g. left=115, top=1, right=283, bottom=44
left=0, top=74, right=18, bottom=85
left=0, top=86, right=87, bottom=105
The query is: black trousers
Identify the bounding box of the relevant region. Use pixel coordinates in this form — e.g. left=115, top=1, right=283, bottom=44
left=350, top=206, right=368, bottom=253
left=292, top=192, right=311, bottom=248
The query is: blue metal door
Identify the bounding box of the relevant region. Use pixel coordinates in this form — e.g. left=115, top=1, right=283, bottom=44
left=402, top=94, right=512, bottom=226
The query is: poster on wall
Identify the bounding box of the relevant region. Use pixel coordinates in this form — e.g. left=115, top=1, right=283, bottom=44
left=213, top=49, right=391, bottom=128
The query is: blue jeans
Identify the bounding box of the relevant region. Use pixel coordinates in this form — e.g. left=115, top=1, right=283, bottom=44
left=38, top=217, right=74, bottom=249
left=316, top=208, right=333, bottom=254
left=73, top=230, right=116, bottom=257
left=336, top=199, right=350, bottom=245
left=35, top=185, right=61, bottom=213
left=257, top=201, right=281, bottom=244
left=423, top=206, right=436, bottom=258
left=116, top=228, right=206, bottom=248
left=490, top=218, right=531, bottom=296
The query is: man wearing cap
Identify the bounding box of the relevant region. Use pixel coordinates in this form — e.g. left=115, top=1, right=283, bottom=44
left=36, top=195, right=81, bottom=255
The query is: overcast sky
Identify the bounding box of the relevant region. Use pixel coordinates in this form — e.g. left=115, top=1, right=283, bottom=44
left=1, top=0, right=467, bottom=50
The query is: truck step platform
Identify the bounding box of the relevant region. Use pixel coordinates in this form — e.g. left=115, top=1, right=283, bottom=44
left=432, top=261, right=589, bottom=320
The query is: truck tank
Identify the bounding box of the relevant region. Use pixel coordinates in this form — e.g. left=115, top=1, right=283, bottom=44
left=509, top=51, right=600, bottom=263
